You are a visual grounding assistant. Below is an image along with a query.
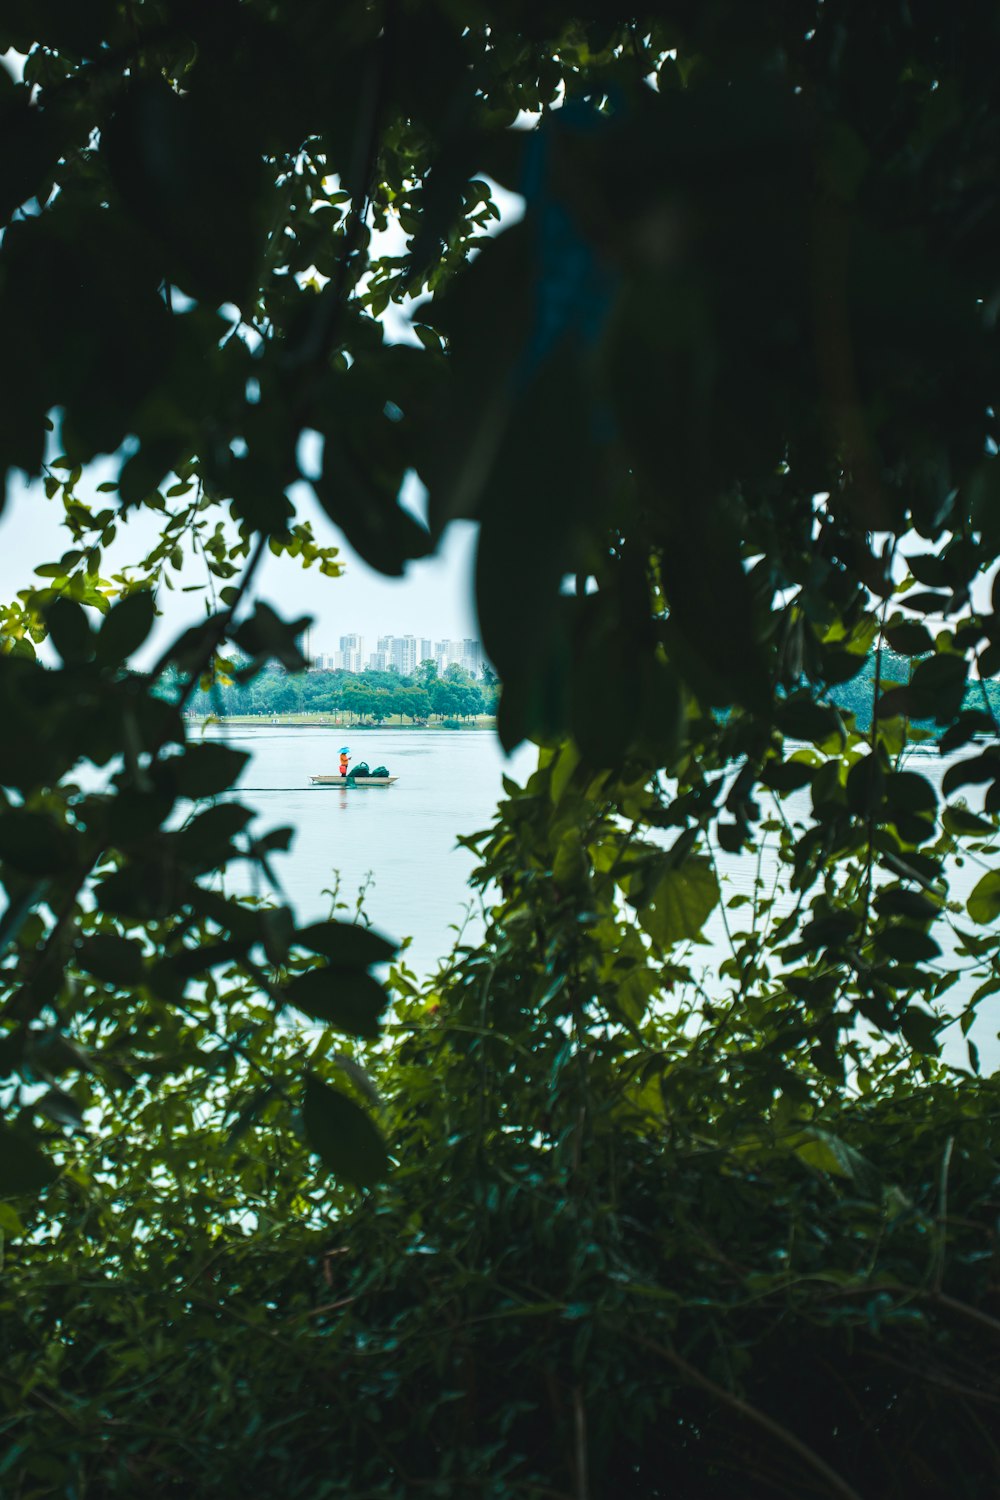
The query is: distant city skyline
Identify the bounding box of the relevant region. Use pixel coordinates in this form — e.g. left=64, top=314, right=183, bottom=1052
left=308, top=630, right=486, bottom=677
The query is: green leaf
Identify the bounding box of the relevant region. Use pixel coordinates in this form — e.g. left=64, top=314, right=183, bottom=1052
left=76, top=933, right=145, bottom=986
left=302, top=1075, right=388, bottom=1188
left=549, top=743, right=581, bottom=807
left=296, top=921, right=396, bottom=968
left=252, top=826, right=294, bottom=857
left=0, top=810, right=71, bottom=877
left=874, top=888, right=940, bottom=921
left=884, top=771, right=937, bottom=814
left=761, top=758, right=816, bottom=794
left=776, top=699, right=844, bottom=744
left=634, top=654, right=685, bottom=766
left=232, top=602, right=311, bottom=674
left=906, top=553, right=950, bottom=587
left=175, top=803, right=253, bottom=868
left=884, top=622, right=934, bottom=656
left=943, top=805, right=995, bottom=837
left=171, top=744, right=250, bottom=799
left=553, top=828, right=589, bottom=890
left=105, top=77, right=264, bottom=308
left=909, top=653, right=967, bottom=718
left=877, top=685, right=918, bottom=720
left=0, top=1202, right=25, bottom=1237
left=899, top=1004, right=941, bottom=1055
left=790, top=1128, right=880, bottom=1195
left=285, top=968, right=387, bottom=1039
left=0, top=1122, right=57, bottom=1195
left=939, top=712, right=994, bottom=754
left=967, top=871, right=1000, bottom=925
left=36, top=1087, right=85, bottom=1130
left=942, top=753, right=1000, bottom=798
left=44, top=597, right=93, bottom=665
left=800, top=911, right=857, bottom=949
left=118, top=442, right=180, bottom=507
left=872, top=925, right=941, bottom=963
left=158, top=939, right=244, bottom=982
left=0, top=94, right=73, bottom=224
left=846, top=753, right=885, bottom=815
left=95, top=591, right=156, bottom=667
left=638, top=858, right=719, bottom=946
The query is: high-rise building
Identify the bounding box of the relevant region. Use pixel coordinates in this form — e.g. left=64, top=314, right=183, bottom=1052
left=336, top=633, right=365, bottom=673
left=305, top=631, right=482, bottom=675
left=461, top=638, right=483, bottom=676
left=391, top=634, right=418, bottom=675
left=436, top=638, right=479, bottom=674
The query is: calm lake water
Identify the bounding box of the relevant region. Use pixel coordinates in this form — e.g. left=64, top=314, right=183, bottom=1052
left=210, top=726, right=999, bottom=1073
left=210, top=725, right=537, bottom=973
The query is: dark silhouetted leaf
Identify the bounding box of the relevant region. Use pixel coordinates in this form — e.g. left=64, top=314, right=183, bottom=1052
left=175, top=803, right=253, bottom=868
left=76, top=933, right=145, bottom=986
left=776, top=700, right=844, bottom=744
left=232, top=603, right=311, bottom=674
left=873, top=925, right=941, bottom=962
left=0, top=810, right=71, bottom=876
left=296, top=921, right=396, bottom=968
left=884, top=622, right=933, bottom=656
left=0, top=1121, right=57, bottom=1194
left=171, top=744, right=251, bottom=800
left=285, top=967, right=387, bottom=1039
left=95, top=591, right=156, bottom=667
left=874, top=888, right=940, bottom=921
left=302, top=1074, right=388, bottom=1188
left=44, top=597, right=93, bottom=666
left=899, top=1004, right=941, bottom=1055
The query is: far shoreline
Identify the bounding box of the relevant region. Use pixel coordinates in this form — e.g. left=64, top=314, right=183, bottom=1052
left=188, top=713, right=498, bottom=731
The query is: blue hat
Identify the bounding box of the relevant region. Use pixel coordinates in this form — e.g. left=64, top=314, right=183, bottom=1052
left=339, top=746, right=350, bottom=753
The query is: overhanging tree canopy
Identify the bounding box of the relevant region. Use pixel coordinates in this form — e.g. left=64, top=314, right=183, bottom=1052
left=2, top=0, right=1000, bottom=1429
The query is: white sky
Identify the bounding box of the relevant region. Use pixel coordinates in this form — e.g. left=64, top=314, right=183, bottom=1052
left=0, top=466, right=481, bottom=660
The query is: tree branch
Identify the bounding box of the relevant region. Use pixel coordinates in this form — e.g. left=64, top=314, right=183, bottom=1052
left=631, top=1332, right=865, bottom=1500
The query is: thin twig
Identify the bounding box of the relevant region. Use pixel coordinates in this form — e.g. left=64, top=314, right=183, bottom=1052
left=631, top=1332, right=865, bottom=1500
left=931, top=1134, right=955, bottom=1294
left=572, top=1384, right=589, bottom=1500
left=862, top=572, right=895, bottom=939
left=934, top=1289, right=1000, bottom=1340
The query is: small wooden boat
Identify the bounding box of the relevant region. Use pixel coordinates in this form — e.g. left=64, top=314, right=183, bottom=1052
left=310, top=774, right=398, bottom=786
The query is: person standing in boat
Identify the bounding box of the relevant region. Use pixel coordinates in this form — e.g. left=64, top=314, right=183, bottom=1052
left=339, top=746, right=350, bottom=779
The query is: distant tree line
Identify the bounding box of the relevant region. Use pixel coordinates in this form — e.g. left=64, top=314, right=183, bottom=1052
left=186, top=645, right=1000, bottom=733
left=831, top=649, right=1000, bottom=737
left=188, top=659, right=498, bottom=723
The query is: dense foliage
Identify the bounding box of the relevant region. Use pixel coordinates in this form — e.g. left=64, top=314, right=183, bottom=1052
left=4, top=756, right=1000, bottom=1496
left=3, top=1, right=1000, bottom=1494
left=188, top=660, right=496, bottom=722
